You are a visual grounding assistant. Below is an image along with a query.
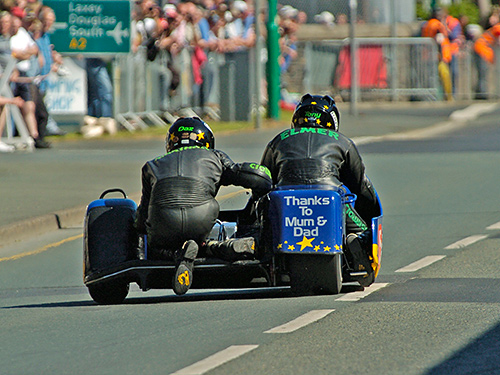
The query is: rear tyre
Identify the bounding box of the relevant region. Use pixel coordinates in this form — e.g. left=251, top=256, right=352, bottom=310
left=88, top=281, right=129, bottom=305
left=287, top=254, right=342, bottom=296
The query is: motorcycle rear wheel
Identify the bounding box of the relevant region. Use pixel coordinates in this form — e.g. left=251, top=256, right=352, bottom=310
left=287, top=253, right=342, bottom=295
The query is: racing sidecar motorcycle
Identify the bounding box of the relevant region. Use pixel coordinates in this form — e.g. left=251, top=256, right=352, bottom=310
left=83, top=186, right=383, bottom=304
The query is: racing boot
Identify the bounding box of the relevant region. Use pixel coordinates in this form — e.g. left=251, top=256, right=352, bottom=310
left=346, top=232, right=374, bottom=287
left=173, top=240, right=199, bottom=295
left=205, top=237, right=255, bottom=262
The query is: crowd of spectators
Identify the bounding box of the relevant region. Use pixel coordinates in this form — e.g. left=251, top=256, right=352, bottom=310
left=8, top=1, right=497, bottom=148
left=0, top=0, right=67, bottom=152
left=0, top=0, right=310, bottom=148
left=129, top=0, right=307, bottom=110
left=131, top=1, right=309, bottom=59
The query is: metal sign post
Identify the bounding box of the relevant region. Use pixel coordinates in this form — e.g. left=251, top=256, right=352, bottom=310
left=349, top=0, right=358, bottom=116
left=266, top=0, right=280, bottom=119
left=254, top=0, right=262, bottom=129
left=43, top=0, right=131, bottom=54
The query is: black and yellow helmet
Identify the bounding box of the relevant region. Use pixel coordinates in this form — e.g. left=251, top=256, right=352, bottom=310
left=166, top=117, right=215, bottom=152
left=291, top=94, right=340, bottom=131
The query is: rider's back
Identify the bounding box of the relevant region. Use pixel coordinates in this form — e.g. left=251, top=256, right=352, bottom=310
left=261, top=127, right=364, bottom=191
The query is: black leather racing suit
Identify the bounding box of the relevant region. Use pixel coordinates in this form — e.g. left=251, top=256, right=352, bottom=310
left=260, top=127, right=380, bottom=233
left=135, top=146, right=270, bottom=258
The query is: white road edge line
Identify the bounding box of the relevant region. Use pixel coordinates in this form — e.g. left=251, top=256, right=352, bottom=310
left=264, top=309, right=335, bottom=334
left=486, top=221, right=500, bottom=230
left=171, top=345, right=259, bottom=375
left=335, top=283, right=389, bottom=301
left=395, top=255, right=446, bottom=273
left=449, top=102, right=499, bottom=121
left=444, top=235, right=488, bottom=250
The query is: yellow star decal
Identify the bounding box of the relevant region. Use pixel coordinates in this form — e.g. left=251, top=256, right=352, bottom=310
left=296, top=236, right=315, bottom=251
left=170, top=133, right=176, bottom=141
left=316, top=118, right=321, bottom=125
left=323, top=105, right=328, bottom=109
left=288, top=244, right=295, bottom=251
left=326, top=122, right=332, bottom=127
left=314, top=245, right=320, bottom=252
left=324, top=245, right=331, bottom=252
left=197, top=132, right=205, bottom=140
left=311, top=101, right=317, bottom=105
left=277, top=243, right=282, bottom=249
left=334, top=244, right=340, bottom=251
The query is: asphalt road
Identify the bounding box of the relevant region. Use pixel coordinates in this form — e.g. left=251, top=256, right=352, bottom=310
left=1, top=102, right=500, bottom=374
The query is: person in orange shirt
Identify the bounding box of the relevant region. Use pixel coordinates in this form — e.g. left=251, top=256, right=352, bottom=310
left=421, top=8, right=453, bottom=100
left=441, top=8, right=464, bottom=97
left=474, top=24, right=500, bottom=63
left=474, top=11, right=500, bottom=99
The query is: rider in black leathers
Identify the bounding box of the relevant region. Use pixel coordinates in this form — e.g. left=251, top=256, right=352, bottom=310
left=135, top=117, right=271, bottom=294
left=260, top=94, right=381, bottom=285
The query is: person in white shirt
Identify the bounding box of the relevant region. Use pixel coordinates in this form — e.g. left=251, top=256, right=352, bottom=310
left=10, top=14, right=50, bottom=148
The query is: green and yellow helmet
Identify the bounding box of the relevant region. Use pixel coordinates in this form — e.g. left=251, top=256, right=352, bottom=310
left=291, top=94, right=340, bottom=131
left=166, top=117, right=215, bottom=152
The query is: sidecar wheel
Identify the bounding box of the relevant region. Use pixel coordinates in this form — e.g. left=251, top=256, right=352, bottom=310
left=287, top=254, right=342, bottom=295
left=88, top=281, right=129, bottom=305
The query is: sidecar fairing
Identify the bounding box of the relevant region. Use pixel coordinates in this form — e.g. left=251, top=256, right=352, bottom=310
left=267, top=185, right=383, bottom=294
left=267, top=185, right=346, bottom=294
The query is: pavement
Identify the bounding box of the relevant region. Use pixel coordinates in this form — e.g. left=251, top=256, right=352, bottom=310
left=1, top=100, right=498, bottom=249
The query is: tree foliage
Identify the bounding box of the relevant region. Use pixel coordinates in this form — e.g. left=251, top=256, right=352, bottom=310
left=448, top=0, right=480, bottom=24
left=416, top=0, right=480, bottom=24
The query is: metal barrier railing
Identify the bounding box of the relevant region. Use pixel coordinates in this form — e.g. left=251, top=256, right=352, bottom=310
left=454, top=43, right=500, bottom=101
left=112, top=46, right=256, bottom=130
left=0, top=57, right=35, bottom=151
left=294, top=38, right=440, bottom=102
left=111, top=38, right=500, bottom=131
left=286, top=38, right=500, bottom=103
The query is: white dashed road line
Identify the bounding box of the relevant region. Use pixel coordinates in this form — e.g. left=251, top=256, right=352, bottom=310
left=172, top=281, right=392, bottom=373
left=444, top=235, right=488, bottom=250
left=171, top=345, right=259, bottom=375
left=395, top=255, right=446, bottom=273
left=335, top=283, right=389, bottom=301
left=173, top=215, right=500, bottom=374
left=171, top=215, right=500, bottom=375
left=264, top=309, right=335, bottom=333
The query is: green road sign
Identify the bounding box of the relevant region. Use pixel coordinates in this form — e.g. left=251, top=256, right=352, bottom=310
left=43, top=0, right=131, bottom=54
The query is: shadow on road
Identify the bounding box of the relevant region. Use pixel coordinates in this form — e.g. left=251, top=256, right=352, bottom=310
left=1, top=283, right=365, bottom=308
left=425, top=321, right=500, bottom=374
